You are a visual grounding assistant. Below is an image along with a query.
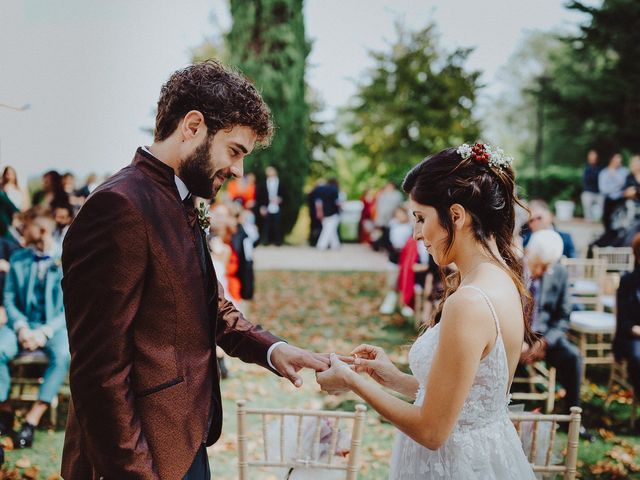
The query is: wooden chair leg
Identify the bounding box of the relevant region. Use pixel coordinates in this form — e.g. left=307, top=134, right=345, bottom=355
left=546, top=367, right=556, bottom=414
left=50, top=395, right=58, bottom=428
left=578, top=333, right=587, bottom=384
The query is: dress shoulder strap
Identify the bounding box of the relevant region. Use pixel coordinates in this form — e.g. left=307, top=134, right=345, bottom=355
left=459, top=285, right=501, bottom=336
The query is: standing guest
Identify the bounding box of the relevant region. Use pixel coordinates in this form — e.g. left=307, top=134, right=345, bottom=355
left=523, top=199, right=576, bottom=258
left=373, top=182, right=403, bottom=252
left=60, top=61, right=328, bottom=479
left=52, top=204, right=74, bottom=257
left=2, top=167, right=30, bottom=212
left=613, top=232, right=640, bottom=432
left=257, top=166, right=285, bottom=246
left=581, top=149, right=603, bottom=222
left=379, top=206, right=414, bottom=315
left=31, top=171, right=69, bottom=211
left=358, top=188, right=376, bottom=244
left=623, top=155, right=640, bottom=206
left=307, top=179, right=326, bottom=247
left=315, top=178, right=342, bottom=251
left=522, top=230, right=592, bottom=440
left=1, top=208, right=70, bottom=448
left=61, top=172, right=84, bottom=210
left=599, top=153, right=629, bottom=233
left=77, top=173, right=100, bottom=199
left=239, top=209, right=259, bottom=301
left=0, top=193, right=18, bottom=240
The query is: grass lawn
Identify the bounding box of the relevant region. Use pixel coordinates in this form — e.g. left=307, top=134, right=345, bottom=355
left=2, top=271, right=638, bottom=479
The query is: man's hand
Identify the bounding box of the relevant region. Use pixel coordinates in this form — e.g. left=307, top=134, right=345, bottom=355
left=270, top=344, right=330, bottom=388
left=632, top=325, right=640, bottom=338
left=33, top=329, right=48, bottom=349
left=18, top=327, right=38, bottom=351
left=0, top=307, right=6, bottom=328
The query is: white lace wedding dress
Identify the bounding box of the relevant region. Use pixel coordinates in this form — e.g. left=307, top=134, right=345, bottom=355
left=389, top=285, right=536, bottom=479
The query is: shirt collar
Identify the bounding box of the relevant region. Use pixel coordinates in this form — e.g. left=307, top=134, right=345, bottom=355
left=141, top=146, right=190, bottom=201
left=174, top=175, right=190, bottom=201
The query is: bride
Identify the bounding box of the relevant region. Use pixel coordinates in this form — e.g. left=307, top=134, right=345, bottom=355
left=316, top=144, right=537, bottom=479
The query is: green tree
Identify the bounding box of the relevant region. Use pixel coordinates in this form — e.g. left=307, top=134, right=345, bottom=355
left=544, top=0, right=640, bottom=164
left=344, top=24, right=481, bottom=187
left=227, top=0, right=310, bottom=234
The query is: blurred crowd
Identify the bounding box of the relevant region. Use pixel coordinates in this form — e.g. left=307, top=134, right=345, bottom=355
left=2, top=150, right=640, bottom=448
left=358, top=176, right=640, bottom=435
left=582, top=150, right=640, bottom=247
left=0, top=163, right=291, bottom=447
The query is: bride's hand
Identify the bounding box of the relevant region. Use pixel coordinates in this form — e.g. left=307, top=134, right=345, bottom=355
left=316, top=353, right=357, bottom=395
left=350, top=344, right=403, bottom=389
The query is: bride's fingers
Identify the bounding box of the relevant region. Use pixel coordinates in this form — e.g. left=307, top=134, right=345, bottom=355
left=350, top=344, right=380, bottom=358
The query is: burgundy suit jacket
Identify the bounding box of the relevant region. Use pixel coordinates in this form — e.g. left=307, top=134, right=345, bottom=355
left=61, top=149, right=282, bottom=479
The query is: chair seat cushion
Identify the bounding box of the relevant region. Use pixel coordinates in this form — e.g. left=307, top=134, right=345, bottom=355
left=572, top=279, right=599, bottom=295
left=570, top=311, right=615, bottom=333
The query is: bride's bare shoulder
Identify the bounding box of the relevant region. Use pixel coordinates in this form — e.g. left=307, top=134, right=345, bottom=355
left=440, top=287, right=495, bottom=332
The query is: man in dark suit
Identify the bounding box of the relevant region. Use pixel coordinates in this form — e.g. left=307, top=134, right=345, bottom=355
left=256, top=166, right=285, bottom=246
left=61, top=61, right=329, bottom=479
left=613, top=232, right=640, bottom=432
left=521, top=230, right=592, bottom=440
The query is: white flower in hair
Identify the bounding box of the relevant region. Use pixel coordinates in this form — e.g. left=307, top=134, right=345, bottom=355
left=456, top=142, right=513, bottom=170
left=486, top=145, right=514, bottom=169
left=456, top=143, right=473, bottom=160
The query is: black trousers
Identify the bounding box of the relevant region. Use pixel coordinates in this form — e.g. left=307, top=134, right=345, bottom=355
left=616, top=338, right=640, bottom=395
left=545, top=337, right=583, bottom=409
left=262, top=212, right=283, bottom=246
left=183, top=444, right=211, bottom=480
left=602, top=197, right=625, bottom=233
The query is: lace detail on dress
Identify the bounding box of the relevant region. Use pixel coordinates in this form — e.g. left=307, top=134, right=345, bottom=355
left=388, top=286, right=536, bottom=479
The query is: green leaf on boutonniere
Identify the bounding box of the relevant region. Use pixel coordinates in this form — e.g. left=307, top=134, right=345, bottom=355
left=197, top=201, right=211, bottom=231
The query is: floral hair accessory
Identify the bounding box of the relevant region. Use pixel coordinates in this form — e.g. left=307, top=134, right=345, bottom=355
left=456, top=142, right=513, bottom=170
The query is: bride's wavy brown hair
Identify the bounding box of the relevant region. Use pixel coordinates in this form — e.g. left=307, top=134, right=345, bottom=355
left=402, top=147, right=536, bottom=346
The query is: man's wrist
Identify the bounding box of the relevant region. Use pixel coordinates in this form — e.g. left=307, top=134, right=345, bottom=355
left=266, top=341, right=288, bottom=371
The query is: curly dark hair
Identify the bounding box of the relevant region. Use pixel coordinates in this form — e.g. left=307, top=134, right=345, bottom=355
left=402, top=147, right=536, bottom=346
left=154, top=60, right=274, bottom=145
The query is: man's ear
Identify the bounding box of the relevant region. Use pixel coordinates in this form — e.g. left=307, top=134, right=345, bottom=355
left=449, top=203, right=467, bottom=230
left=180, top=110, right=206, bottom=141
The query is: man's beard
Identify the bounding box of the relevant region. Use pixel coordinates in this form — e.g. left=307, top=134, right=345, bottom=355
left=178, top=138, right=220, bottom=199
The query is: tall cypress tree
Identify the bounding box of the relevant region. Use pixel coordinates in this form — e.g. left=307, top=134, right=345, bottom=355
left=227, top=0, right=310, bottom=235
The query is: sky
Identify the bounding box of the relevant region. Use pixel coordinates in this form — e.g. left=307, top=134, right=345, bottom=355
left=0, top=0, right=590, bottom=184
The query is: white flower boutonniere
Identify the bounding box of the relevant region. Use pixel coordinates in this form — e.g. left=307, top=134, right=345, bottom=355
left=197, top=201, right=211, bottom=234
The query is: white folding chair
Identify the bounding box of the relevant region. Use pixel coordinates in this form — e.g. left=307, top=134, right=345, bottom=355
left=562, top=258, right=615, bottom=380
left=511, top=362, right=557, bottom=413
left=510, top=406, right=582, bottom=480
left=237, top=400, right=367, bottom=480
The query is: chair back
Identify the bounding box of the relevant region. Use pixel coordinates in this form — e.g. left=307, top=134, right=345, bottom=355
left=510, top=407, right=582, bottom=480
left=237, top=400, right=367, bottom=480
left=561, top=258, right=607, bottom=310
left=592, top=246, right=634, bottom=274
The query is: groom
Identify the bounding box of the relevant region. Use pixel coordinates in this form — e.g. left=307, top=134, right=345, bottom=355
left=61, top=61, right=330, bottom=479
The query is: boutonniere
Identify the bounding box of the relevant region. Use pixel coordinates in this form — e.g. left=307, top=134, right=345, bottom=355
left=197, top=201, right=211, bottom=233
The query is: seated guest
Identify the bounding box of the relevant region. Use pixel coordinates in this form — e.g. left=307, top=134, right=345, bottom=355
left=613, top=232, right=640, bottom=431
left=521, top=230, right=592, bottom=440
left=523, top=200, right=576, bottom=258
left=1, top=207, right=70, bottom=448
